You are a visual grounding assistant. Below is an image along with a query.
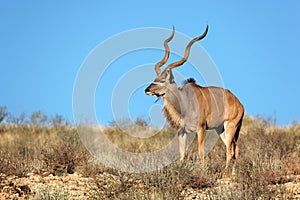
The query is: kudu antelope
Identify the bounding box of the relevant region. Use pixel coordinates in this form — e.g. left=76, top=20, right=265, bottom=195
left=145, top=25, right=244, bottom=177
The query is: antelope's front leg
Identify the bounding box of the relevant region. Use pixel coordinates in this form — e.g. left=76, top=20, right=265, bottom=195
left=197, top=127, right=205, bottom=166
left=178, top=128, right=187, bottom=161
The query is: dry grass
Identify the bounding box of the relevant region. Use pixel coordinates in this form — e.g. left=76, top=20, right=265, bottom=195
left=0, top=111, right=299, bottom=199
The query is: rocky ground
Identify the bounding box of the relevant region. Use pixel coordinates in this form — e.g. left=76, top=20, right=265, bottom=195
left=0, top=117, right=299, bottom=199
left=1, top=172, right=299, bottom=199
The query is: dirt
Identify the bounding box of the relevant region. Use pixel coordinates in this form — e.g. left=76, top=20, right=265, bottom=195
left=0, top=173, right=299, bottom=199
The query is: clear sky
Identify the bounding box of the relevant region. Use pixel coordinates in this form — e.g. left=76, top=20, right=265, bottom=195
left=1, top=1, right=300, bottom=126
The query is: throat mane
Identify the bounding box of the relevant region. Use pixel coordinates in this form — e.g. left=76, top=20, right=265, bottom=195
left=163, top=98, right=181, bottom=129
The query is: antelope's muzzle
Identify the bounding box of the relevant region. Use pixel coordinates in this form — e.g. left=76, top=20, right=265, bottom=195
left=145, top=85, right=152, bottom=95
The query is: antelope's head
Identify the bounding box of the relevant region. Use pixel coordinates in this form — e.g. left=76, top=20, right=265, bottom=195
left=145, top=25, right=209, bottom=98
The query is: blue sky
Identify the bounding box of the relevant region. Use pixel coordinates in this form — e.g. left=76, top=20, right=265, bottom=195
left=1, top=1, right=300, bottom=126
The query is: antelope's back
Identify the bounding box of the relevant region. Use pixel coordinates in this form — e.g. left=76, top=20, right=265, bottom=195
left=190, top=83, right=244, bottom=128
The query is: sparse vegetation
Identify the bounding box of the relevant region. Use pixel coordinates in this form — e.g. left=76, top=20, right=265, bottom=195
left=0, top=107, right=299, bottom=199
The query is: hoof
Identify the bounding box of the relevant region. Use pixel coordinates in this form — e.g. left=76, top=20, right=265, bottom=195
left=217, top=177, right=231, bottom=184
left=179, top=154, right=185, bottom=162
left=221, top=171, right=230, bottom=179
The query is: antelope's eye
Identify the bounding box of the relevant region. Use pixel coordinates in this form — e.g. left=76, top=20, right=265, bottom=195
left=159, top=79, right=165, bottom=83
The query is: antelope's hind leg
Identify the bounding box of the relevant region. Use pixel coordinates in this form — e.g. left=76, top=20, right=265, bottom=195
left=221, top=121, right=241, bottom=178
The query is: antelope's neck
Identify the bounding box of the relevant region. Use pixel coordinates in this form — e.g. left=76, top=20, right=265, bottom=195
left=162, top=88, right=181, bottom=129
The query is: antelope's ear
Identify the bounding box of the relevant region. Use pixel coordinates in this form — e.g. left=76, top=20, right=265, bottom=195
left=165, top=68, right=170, bottom=75
left=166, top=69, right=175, bottom=83
left=164, top=69, right=170, bottom=78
